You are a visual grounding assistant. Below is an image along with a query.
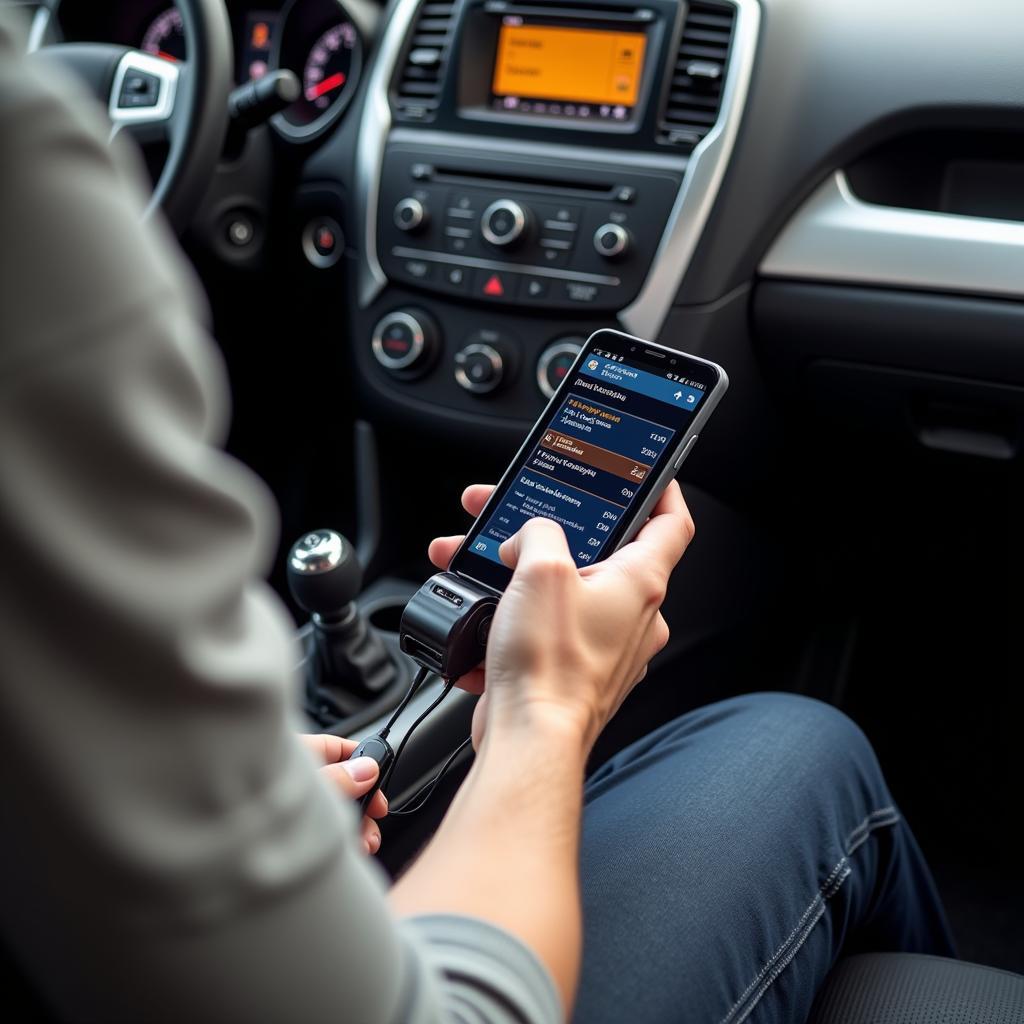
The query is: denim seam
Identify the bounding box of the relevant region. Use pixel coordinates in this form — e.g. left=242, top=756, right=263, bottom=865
left=718, top=863, right=844, bottom=1024
left=718, top=806, right=900, bottom=1024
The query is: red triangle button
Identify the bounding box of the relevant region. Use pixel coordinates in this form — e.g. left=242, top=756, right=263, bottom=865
left=483, top=274, right=505, bottom=297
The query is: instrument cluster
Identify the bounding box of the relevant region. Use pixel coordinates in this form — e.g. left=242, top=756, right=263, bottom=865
left=50, top=0, right=370, bottom=141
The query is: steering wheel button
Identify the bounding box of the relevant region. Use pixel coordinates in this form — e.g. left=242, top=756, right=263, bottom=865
left=119, top=71, right=160, bottom=108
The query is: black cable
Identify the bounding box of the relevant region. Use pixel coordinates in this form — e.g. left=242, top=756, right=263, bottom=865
left=379, top=680, right=454, bottom=795
left=390, top=736, right=473, bottom=816
left=379, top=664, right=430, bottom=741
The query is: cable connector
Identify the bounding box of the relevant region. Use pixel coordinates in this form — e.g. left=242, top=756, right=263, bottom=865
left=399, top=572, right=498, bottom=682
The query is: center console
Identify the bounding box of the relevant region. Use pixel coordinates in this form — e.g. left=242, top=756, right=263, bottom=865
left=343, top=0, right=759, bottom=433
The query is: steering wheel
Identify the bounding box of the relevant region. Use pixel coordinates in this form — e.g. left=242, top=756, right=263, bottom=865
left=33, top=0, right=233, bottom=233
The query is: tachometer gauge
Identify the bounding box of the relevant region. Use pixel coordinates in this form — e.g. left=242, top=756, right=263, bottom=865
left=141, top=8, right=186, bottom=63
left=302, top=23, right=359, bottom=117
left=274, top=6, right=363, bottom=141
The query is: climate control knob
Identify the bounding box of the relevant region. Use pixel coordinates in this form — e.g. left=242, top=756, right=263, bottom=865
left=593, top=222, right=631, bottom=260
left=537, top=338, right=584, bottom=399
left=371, top=309, right=438, bottom=374
left=455, top=342, right=505, bottom=394
left=481, top=199, right=529, bottom=249
left=394, top=197, right=428, bottom=233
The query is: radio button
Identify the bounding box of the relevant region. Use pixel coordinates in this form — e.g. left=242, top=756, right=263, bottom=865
left=442, top=265, right=469, bottom=291
left=539, top=247, right=570, bottom=268
left=561, top=281, right=602, bottom=304
left=394, top=197, right=428, bottom=233
left=594, top=223, right=631, bottom=259
left=403, top=258, right=434, bottom=282
left=522, top=276, right=549, bottom=301
left=481, top=199, right=529, bottom=248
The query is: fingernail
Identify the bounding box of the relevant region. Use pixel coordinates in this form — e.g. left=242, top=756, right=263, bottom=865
left=342, top=756, right=378, bottom=783
left=367, top=831, right=381, bottom=853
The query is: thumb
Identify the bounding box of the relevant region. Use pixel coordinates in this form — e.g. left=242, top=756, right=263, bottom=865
left=498, top=515, right=573, bottom=572
left=323, top=757, right=380, bottom=800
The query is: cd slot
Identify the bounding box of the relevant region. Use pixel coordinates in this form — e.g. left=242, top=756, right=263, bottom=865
left=431, top=165, right=615, bottom=199
left=482, top=3, right=655, bottom=24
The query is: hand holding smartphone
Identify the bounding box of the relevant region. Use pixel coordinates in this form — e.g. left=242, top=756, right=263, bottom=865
left=448, top=328, right=728, bottom=593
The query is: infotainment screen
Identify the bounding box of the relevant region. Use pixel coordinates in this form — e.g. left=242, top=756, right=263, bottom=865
left=490, top=17, right=649, bottom=124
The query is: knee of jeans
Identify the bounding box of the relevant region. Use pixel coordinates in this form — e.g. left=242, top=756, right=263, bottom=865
left=725, top=692, right=882, bottom=791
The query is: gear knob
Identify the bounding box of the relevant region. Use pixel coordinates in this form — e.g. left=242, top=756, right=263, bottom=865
left=287, top=529, right=363, bottom=621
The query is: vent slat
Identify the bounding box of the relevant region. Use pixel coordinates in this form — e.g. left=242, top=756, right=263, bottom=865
left=393, top=0, right=456, bottom=122
left=678, top=42, right=729, bottom=60
left=658, top=1, right=736, bottom=151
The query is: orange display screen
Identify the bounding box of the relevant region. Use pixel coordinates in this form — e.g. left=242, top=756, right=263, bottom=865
left=492, top=24, right=647, bottom=108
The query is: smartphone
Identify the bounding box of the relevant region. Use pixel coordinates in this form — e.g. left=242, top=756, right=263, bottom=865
left=447, top=328, right=728, bottom=593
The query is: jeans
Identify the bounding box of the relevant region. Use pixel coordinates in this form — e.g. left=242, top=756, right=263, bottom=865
left=574, top=693, right=955, bottom=1024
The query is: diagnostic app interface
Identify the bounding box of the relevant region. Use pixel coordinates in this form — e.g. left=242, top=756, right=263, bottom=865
left=468, top=350, right=706, bottom=568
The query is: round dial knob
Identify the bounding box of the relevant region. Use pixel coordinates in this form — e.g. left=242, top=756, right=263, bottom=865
left=537, top=338, right=584, bottom=399
left=455, top=343, right=504, bottom=394
left=481, top=199, right=529, bottom=248
left=394, top=197, right=427, bottom=233
left=287, top=529, right=362, bottom=619
left=371, top=309, right=438, bottom=373
left=593, top=222, right=631, bottom=260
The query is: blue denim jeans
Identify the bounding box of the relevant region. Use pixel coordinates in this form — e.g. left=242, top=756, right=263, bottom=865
left=574, top=693, right=955, bottom=1024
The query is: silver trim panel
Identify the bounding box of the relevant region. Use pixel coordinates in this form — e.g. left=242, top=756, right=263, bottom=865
left=619, top=0, right=761, bottom=337
left=356, top=0, right=762, bottom=339
left=356, top=0, right=422, bottom=307
left=760, top=170, right=1024, bottom=300
left=391, top=245, right=620, bottom=285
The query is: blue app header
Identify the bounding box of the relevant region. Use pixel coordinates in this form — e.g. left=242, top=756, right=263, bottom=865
left=579, top=357, right=705, bottom=410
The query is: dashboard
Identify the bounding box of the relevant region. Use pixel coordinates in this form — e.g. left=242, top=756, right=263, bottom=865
left=30, top=0, right=1024, bottom=480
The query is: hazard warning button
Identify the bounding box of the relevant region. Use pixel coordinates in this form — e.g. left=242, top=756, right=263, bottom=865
left=473, top=270, right=519, bottom=301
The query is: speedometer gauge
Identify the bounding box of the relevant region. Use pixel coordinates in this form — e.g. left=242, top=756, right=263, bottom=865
left=302, top=23, right=359, bottom=116
left=273, top=1, right=363, bottom=141
left=141, top=8, right=185, bottom=63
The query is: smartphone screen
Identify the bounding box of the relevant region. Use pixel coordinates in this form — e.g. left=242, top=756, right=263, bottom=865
left=448, top=329, right=726, bottom=592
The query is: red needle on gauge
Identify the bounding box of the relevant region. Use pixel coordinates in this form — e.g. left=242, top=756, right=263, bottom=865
left=307, top=71, right=346, bottom=100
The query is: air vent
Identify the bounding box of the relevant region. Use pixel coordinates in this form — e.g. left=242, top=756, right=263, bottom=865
left=657, top=1, right=736, bottom=150
left=392, top=1, right=457, bottom=122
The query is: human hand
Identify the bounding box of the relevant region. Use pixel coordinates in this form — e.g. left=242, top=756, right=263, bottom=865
left=300, top=734, right=389, bottom=855
left=428, top=481, right=694, bottom=752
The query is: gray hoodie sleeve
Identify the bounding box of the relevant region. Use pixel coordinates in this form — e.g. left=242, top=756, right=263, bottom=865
left=0, top=14, right=560, bottom=1024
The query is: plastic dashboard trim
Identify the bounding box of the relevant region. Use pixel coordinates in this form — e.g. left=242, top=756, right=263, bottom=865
left=355, top=0, right=762, bottom=339
left=760, top=170, right=1024, bottom=302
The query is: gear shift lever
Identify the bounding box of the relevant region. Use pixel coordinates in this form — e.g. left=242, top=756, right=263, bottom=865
left=287, top=530, right=397, bottom=698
